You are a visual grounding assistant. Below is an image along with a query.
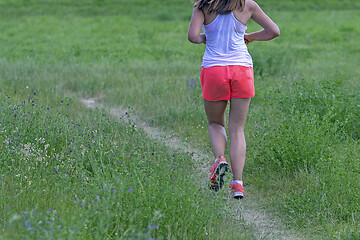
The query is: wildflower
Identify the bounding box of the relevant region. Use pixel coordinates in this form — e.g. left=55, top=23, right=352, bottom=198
left=127, top=187, right=133, bottom=192
left=148, top=224, right=158, bottom=230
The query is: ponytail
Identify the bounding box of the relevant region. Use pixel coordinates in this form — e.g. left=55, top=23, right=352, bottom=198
left=193, top=0, right=245, bottom=14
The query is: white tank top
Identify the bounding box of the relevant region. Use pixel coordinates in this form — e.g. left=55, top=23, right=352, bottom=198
left=202, top=12, right=253, bottom=68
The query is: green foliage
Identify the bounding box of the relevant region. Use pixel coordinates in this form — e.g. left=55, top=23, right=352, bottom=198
left=0, top=92, right=242, bottom=239
left=0, top=0, right=359, bottom=239
left=247, top=78, right=360, bottom=237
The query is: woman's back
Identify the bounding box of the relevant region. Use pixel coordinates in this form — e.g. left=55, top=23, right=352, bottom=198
left=202, top=12, right=253, bottom=67
left=202, top=1, right=253, bottom=26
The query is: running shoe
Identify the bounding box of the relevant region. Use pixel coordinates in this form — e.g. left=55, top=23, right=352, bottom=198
left=229, top=183, right=245, bottom=199
left=209, top=156, right=229, bottom=191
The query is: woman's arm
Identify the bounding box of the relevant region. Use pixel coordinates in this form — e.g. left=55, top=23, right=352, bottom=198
left=244, top=1, right=280, bottom=44
left=188, top=6, right=206, bottom=44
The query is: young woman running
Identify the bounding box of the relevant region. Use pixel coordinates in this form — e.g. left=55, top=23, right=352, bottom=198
left=188, top=0, right=279, bottom=198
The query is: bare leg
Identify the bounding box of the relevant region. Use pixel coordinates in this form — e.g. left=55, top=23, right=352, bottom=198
left=228, top=98, right=251, bottom=181
left=203, top=99, right=228, bottom=159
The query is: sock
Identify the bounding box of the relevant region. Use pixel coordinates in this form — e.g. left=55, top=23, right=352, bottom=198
left=215, top=156, right=224, bottom=163
left=232, top=180, right=243, bottom=186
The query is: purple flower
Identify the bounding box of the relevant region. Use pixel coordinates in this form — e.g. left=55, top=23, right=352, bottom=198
left=148, top=224, right=158, bottom=230
left=28, top=227, right=34, bottom=231
left=54, top=167, right=58, bottom=173
left=127, top=187, right=133, bottom=192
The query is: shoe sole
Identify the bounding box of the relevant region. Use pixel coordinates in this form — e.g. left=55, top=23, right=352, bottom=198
left=211, top=162, right=229, bottom=192
left=232, top=192, right=244, bottom=199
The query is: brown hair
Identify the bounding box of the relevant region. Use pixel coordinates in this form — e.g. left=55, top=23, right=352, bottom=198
left=193, top=0, right=246, bottom=14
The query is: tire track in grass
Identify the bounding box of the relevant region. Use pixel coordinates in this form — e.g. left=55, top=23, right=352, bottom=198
left=80, top=97, right=303, bottom=240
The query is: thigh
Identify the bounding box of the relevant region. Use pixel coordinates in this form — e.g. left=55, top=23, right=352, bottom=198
left=203, top=99, right=228, bottom=126
left=229, top=98, right=251, bottom=131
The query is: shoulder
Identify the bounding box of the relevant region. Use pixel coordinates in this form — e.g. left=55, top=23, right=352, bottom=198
left=245, top=0, right=260, bottom=12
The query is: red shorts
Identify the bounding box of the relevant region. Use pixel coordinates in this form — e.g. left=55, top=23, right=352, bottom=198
left=200, top=65, right=255, bottom=101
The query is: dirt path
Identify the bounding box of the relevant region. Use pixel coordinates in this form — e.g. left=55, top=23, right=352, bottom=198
left=81, top=97, right=303, bottom=240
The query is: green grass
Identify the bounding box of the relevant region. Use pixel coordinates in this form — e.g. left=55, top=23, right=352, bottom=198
left=0, top=0, right=359, bottom=239
left=0, top=91, right=255, bottom=239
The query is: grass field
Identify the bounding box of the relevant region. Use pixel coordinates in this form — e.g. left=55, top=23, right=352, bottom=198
left=0, top=0, right=359, bottom=239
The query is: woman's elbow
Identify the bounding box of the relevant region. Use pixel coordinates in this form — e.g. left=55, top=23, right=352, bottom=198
left=188, top=34, right=199, bottom=44
left=272, top=26, right=280, bottom=38
left=188, top=34, right=195, bottom=43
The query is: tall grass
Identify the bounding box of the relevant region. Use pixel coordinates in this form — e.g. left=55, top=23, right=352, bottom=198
left=0, top=90, right=254, bottom=239
left=0, top=0, right=359, bottom=238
